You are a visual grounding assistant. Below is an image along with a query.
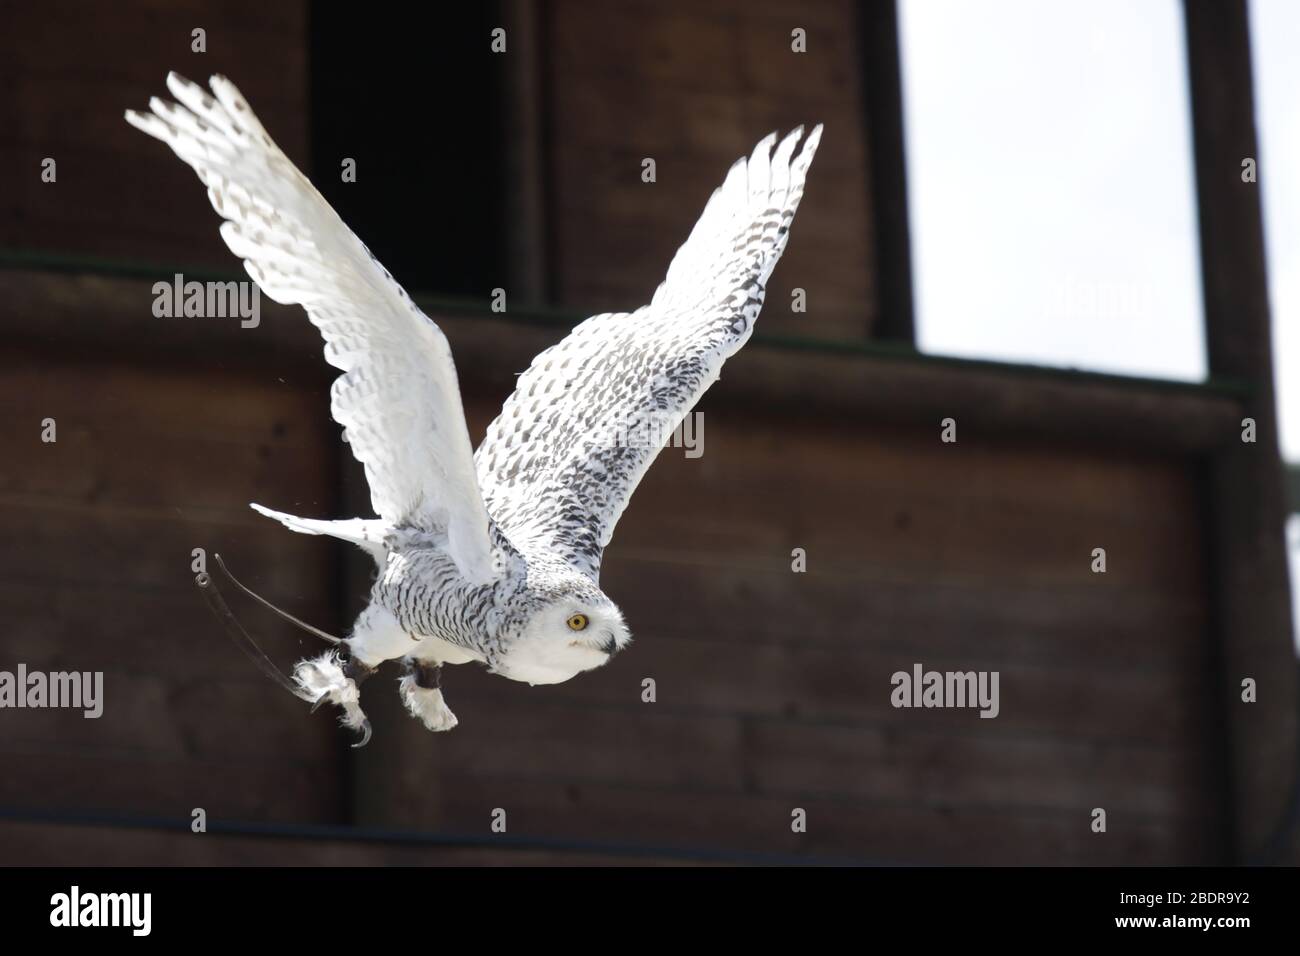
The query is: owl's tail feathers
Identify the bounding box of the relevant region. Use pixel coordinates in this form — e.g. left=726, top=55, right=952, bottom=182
left=250, top=503, right=389, bottom=565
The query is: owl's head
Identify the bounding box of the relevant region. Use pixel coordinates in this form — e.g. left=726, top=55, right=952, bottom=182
left=493, top=580, right=631, bottom=686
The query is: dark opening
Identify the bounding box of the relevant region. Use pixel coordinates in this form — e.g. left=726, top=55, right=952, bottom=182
left=309, top=2, right=507, bottom=298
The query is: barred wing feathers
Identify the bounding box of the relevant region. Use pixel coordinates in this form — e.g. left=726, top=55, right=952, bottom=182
left=476, top=126, right=822, bottom=580
left=127, top=73, right=496, bottom=583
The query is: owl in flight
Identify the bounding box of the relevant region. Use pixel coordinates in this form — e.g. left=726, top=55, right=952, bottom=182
left=128, top=73, right=822, bottom=744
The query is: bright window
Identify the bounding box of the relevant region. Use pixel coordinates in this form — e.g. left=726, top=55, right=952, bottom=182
left=898, top=0, right=1206, bottom=381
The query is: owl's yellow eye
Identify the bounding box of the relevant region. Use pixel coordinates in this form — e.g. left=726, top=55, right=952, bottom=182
left=566, top=613, right=589, bottom=632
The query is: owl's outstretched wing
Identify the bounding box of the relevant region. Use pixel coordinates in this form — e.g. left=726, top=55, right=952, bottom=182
left=475, top=126, right=822, bottom=580
left=127, top=73, right=496, bottom=583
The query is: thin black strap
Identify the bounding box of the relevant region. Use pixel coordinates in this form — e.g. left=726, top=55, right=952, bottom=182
left=196, top=570, right=305, bottom=698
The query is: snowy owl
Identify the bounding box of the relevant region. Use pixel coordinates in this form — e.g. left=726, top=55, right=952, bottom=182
left=127, top=73, right=822, bottom=744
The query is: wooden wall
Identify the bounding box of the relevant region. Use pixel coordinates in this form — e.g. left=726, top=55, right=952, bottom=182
left=0, top=0, right=346, bottom=835
left=542, top=0, right=878, bottom=342
left=0, top=344, right=345, bottom=826
left=1, top=269, right=1239, bottom=864
left=1, top=0, right=309, bottom=265
left=348, top=355, right=1227, bottom=865
left=0, top=0, right=1265, bottom=865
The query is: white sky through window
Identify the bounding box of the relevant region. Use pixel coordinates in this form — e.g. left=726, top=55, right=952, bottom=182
left=898, top=0, right=1206, bottom=382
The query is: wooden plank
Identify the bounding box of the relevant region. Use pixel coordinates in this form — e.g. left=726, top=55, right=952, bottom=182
left=549, top=2, right=863, bottom=99
left=0, top=579, right=327, bottom=684
left=0, top=670, right=336, bottom=764
left=0, top=819, right=713, bottom=866
left=358, top=665, right=1220, bottom=809
left=584, top=409, right=1211, bottom=594
left=747, top=721, right=1218, bottom=821
left=0, top=272, right=326, bottom=372
left=0, top=494, right=339, bottom=627
left=0, top=748, right=342, bottom=825
left=0, top=272, right=1247, bottom=455
left=0, top=0, right=308, bottom=263
left=545, top=0, right=877, bottom=342
left=1183, top=0, right=1299, bottom=862
left=358, top=773, right=1218, bottom=865
left=0, top=345, right=346, bottom=824
left=10, top=780, right=1211, bottom=868
left=452, top=320, right=1245, bottom=456
left=859, top=0, right=915, bottom=342
left=0, top=407, right=332, bottom=518
left=0, top=353, right=340, bottom=538
left=380, top=695, right=746, bottom=792
left=600, top=556, right=1208, bottom=668
left=500, top=0, right=549, bottom=304
left=439, top=635, right=1217, bottom=747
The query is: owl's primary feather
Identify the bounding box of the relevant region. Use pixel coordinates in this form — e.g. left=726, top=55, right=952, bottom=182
left=128, top=74, right=821, bottom=739
left=126, top=73, right=496, bottom=585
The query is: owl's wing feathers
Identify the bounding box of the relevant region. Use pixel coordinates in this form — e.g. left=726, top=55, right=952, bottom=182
left=127, top=74, right=496, bottom=584
left=475, top=126, right=822, bottom=580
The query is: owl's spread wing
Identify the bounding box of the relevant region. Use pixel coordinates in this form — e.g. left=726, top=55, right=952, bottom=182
left=127, top=74, right=496, bottom=583
left=475, top=126, right=822, bottom=580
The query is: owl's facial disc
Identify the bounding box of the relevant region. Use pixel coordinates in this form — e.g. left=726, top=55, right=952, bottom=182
left=494, top=595, right=631, bottom=686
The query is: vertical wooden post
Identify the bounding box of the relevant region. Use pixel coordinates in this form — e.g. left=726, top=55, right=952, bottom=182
left=860, top=0, right=916, bottom=344
left=1183, top=0, right=1298, bottom=862
left=501, top=0, right=550, bottom=307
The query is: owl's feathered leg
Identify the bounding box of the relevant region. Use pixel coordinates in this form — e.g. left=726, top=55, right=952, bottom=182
left=293, top=650, right=373, bottom=746
left=293, top=603, right=416, bottom=747
left=399, top=659, right=459, bottom=732
left=196, top=557, right=377, bottom=743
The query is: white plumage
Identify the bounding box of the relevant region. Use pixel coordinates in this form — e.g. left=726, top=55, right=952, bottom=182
left=129, top=73, right=821, bottom=740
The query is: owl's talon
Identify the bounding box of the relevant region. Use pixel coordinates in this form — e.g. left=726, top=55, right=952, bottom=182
left=351, top=718, right=373, bottom=748
left=293, top=650, right=370, bottom=740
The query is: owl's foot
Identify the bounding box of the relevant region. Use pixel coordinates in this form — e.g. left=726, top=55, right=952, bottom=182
left=399, top=660, right=458, bottom=732
left=293, top=649, right=375, bottom=747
